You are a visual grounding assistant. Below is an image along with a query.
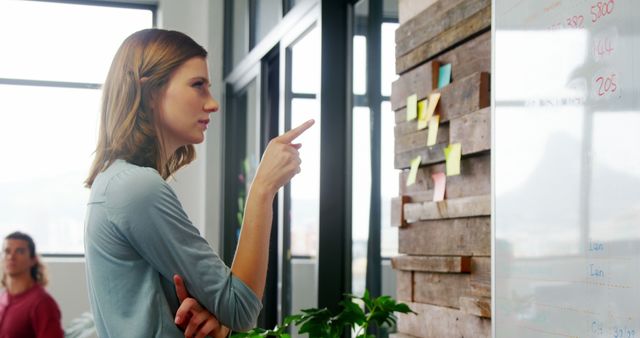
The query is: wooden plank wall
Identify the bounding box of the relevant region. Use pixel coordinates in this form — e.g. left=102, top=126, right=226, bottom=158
left=390, top=0, right=491, bottom=337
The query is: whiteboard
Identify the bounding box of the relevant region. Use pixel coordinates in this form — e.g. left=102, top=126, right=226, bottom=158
left=493, top=0, right=640, bottom=337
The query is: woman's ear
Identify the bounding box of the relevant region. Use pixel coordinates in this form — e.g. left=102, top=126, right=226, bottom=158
left=140, top=76, right=149, bottom=84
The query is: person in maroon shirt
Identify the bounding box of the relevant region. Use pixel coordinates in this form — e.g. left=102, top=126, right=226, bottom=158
left=0, top=232, right=64, bottom=338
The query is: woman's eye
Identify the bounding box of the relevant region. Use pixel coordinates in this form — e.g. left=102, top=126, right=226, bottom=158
left=192, top=81, right=204, bottom=88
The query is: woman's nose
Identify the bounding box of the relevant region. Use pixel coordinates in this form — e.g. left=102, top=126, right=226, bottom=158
left=204, top=97, right=219, bottom=113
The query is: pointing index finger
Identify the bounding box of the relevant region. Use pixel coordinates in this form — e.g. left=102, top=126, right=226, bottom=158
left=278, top=119, right=315, bottom=143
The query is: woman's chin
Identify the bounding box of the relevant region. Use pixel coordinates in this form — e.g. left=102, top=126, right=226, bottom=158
left=191, top=134, right=205, bottom=144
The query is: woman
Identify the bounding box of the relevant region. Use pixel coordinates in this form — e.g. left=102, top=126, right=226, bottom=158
left=84, top=28, right=313, bottom=338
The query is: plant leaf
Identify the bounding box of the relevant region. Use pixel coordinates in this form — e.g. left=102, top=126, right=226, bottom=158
left=393, top=302, right=417, bottom=314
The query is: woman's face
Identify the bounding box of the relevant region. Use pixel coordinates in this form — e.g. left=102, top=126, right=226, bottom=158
left=157, top=57, right=218, bottom=152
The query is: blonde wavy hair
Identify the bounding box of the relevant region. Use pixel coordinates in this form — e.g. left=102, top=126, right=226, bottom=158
left=85, top=29, right=207, bottom=187
left=2, top=232, right=48, bottom=287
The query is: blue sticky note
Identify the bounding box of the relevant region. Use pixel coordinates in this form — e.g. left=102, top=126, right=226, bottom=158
left=438, top=64, right=452, bottom=88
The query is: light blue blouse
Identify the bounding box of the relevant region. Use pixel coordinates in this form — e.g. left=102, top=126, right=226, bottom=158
left=85, top=160, right=261, bottom=338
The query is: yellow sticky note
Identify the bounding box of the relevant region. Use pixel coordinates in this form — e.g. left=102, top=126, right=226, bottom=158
left=427, top=115, right=440, bottom=146
left=406, top=94, right=418, bottom=121
left=444, top=143, right=461, bottom=176
left=417, top=99, right=427, bottom=120
left=406, top=155, right=422, bottom=186
left=417, top=100, right=428, bottom=130
left=425, top=92, right=441, bottom=123
left=417, top=119, right=428, bottom=130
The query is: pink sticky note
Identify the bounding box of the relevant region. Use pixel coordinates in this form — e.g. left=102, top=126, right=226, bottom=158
left=432, top=172, right=446, bottom=201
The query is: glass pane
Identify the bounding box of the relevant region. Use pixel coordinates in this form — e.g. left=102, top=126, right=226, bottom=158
left=353, top=36, right=367, bottom=95
left=223, top=81, right=255, bottom=263
left=0, top=85, right=101, bottom=254
left=244, top=79, right=260, bottom=189
left=381, top=23, right=400, bottom=96
left=291, top=26, right=320, bottom=94
left=290, top=258, right=317, bottom=336
left=254, top=0, right=282, bottom=45
left=383, top=0, right=399, bottom=19
left=289, top=97, right=320, bottom=337
left=0, top=1, right=153, bottom=83
left=232, top=0, right=250, bottom=69
left=355, top=0, right=369, bottom=17
left=289, top=98, right=320, bottom=257
left=381, top=101, right=399, bottom=257
left=352, top=106, right=372, bottom=296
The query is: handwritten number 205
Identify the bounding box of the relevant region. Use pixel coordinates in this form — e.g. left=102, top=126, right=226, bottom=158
left=595, top=74, right=617, bottom=96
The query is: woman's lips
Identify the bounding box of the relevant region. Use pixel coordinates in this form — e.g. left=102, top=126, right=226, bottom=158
left=198, top=119, right=210, bottom=128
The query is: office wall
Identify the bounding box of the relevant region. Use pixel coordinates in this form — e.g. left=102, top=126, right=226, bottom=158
left=159, top=0, right=225, bottom=252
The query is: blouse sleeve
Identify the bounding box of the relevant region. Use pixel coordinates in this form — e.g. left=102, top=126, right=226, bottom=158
left=106, top=167, right=262, bottom=331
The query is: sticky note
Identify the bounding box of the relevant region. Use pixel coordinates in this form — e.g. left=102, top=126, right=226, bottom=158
left=427, top=115, right=440, bottom=146
left=406, top=94, right=418, bottom=121
left=438, top=64, right=452, bottom=88
left=417, top=100, right=428, bottom=130
left=425, top=92, right=441, bottom=123
left=406, top=155, right=422, bottom=186
left=417, top=99, right=427, bottom=120
left=444, top=143, right=461, bottom=176
left=417, top=118, right=428, bottom=130
left=432, top=172, right=446, bottom=201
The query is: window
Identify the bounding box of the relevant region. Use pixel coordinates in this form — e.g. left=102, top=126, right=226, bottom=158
left=287, top=26, right=321, bottom=323
left=380, top=22, right=400, bottom=258
left=0, top=1, right=154, bottom=254
left=289, top=26, right=320, bottom=260
left=351, top=0, right=399, bottom=297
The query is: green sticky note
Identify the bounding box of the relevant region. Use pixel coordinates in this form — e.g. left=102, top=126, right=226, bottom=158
left=427, top=115, right=440, bottom=146
left=406, top=94, right=418, bottom=121
left=444, top=143, right=461, bottom=176
left=406, top=155, right=422, bottom=186
left=438, top=64, right=451, bottom=88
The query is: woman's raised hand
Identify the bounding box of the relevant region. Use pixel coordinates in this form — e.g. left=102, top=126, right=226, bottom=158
left=252, top=119, right=315, bottom=196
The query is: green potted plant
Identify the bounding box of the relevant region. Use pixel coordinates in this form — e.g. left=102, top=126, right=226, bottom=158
left=232, top=290, right=416, bottom=338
